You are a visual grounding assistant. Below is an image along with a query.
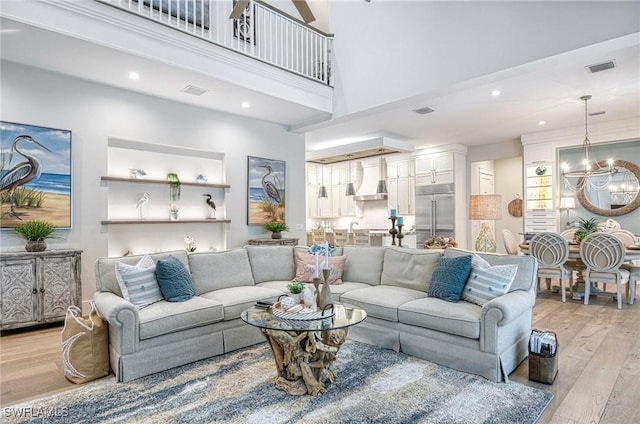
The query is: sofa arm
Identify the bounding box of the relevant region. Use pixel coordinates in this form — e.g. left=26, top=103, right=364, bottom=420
left=480, top=289, right=535, bottom=353
left=94, top=291, right=139, bottom=355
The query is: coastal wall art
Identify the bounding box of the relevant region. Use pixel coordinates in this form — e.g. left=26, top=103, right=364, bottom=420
left=247, top=156, right=285, bottom=225
left=0, top=121, right=72, bottom=229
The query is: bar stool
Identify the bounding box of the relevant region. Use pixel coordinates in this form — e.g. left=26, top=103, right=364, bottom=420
left=353, top=229, right=370, bottom=246
left=311, top=228, right=326, bottom=245
left=332, top=229, right=349, bottom=247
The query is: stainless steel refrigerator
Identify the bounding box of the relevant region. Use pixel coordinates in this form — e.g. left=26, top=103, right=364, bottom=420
left=415, top=184, right=455, bottom=248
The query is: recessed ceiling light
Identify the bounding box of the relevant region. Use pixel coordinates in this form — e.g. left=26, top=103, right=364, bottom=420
left=538, top=121, right=546, bottom=126
left=491, top=90, right=501, bottom=97
left=241, top=101, right=250, bottom=109
left=128, top=72, right=140, bottom=80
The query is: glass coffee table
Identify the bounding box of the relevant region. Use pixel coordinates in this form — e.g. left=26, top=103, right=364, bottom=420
left=241, top=303, right=367, bottom=396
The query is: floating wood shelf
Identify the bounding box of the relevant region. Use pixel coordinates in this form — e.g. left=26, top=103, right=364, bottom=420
left=101, top=219, right=231, bottom=225
left=100, top=176, right=230, bottom=189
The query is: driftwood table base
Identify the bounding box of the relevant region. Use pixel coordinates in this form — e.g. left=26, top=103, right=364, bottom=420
left=262, top=328, right=348, bottom=396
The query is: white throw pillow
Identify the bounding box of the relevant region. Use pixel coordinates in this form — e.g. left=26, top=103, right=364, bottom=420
left=115, top=255, right=164, bottom=309
left=462, top=254, right=518, bottom=306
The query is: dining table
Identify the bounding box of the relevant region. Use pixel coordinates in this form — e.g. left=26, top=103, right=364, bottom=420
left=519, top=241, right=640, bottom=301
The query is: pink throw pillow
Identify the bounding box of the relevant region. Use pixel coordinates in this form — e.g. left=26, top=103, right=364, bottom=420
left=294, top=251, right=346, bottom=285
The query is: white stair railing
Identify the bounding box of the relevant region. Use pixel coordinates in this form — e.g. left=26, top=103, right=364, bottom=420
left=97, top=0, right=332, bottom=85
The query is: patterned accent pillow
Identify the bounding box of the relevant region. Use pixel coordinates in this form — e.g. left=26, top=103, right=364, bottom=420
left=427, top=255, right=472, bottom=302
left=462, top=254, right=518, bottom=306
left=115, top=255, right=164, bottom=309
left=155, top=255, right=195, bottom=302
left=294, top=251, right=347, bottom=285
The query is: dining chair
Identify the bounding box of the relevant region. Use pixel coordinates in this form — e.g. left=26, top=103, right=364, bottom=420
left=332, top=228, right=349, bottom=247
left=502, top=229, right=518, bottom=255
left=597, top=218, right=622, bottom=232
left=352, top=229, right=371, bottom=246
left=559, top=229, right=576, bottom=242
left=529, top=232, right=573, bottom=302
left=608, top=229, right=640, bottom=305
left=580, top=232, right=631, bottom=309
left=311, top=228, right=326, bottom=245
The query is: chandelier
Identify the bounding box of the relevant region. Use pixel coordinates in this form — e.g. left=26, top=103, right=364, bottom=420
left=609, top=169, right=636, bottom=205
left=561, top=95, right=617, bottom=192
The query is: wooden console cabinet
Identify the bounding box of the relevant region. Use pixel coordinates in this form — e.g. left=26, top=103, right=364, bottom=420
left=1, top=249, right=82, bottom=331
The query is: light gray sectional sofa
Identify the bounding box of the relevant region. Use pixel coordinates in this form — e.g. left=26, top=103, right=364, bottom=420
left=94, top=245, right=537, bottom=383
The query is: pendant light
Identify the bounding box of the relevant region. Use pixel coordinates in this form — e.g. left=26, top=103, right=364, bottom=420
left=561, top=95, right=617, bottom=192
left=345, top=154, right=356, bottom=196
left=376, top=156, right=388, bottom=194
left=318, top=163, right=328, bottom=198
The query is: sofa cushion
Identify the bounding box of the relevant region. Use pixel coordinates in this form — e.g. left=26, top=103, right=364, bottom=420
left=138, top=296, right=224, bottom=340
left=398, top=297, right=481, bottom=339
left=340, top=285, right=427, bottom=322
left=200, top=286, right=282, bottom=320
left=462, top=255, right=518, bottom=306
left=444, top=248, right=537, bottom=292
left=381, top=247, right=441, bottom=291
left=245, top=246, right=295, bottom=283
left=188, top=249, right=255, bottom=294
left=155, top=255, right=196, bottom=302
left=341, top=247, right=386, bottom=285
left=294, top=251, right=347, bottom=284
left=427, top=255, right=472, bottom=302
left=96, top=250, right=189, bottom=296
left=114, top=255, right=164, bottom=309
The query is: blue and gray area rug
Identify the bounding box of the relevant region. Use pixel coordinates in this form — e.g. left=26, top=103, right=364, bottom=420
left=7, top=341, right=552, bottom=423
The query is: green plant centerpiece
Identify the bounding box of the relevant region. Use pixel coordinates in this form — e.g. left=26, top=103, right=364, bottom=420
left=287, top=281, right=306, bottom=295
left=13, top=219, right=57, bottom=252
left=574, top=217, right=599, bottom=243
left=263, top=221, right=288, bottom=239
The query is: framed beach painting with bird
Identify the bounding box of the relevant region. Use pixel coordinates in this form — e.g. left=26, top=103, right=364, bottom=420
left=1, top=121, right=72, bottom=229
left=247, top=156, right=285, bottom=225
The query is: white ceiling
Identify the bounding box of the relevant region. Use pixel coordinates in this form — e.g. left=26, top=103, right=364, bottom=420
left=2, top=17, right=639, bottom=154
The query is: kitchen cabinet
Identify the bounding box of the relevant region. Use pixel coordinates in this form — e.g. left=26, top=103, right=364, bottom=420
left=524, top=164, right=556, bottom=233
left=415, top=152, right=454, bottom=185
left=1, top=250, right=82, bottom=331
left=387, top=157, right=415, bottom=215
left=306, top=163, right=355, bottom=218
left=330, top=163, right=356, bottom=217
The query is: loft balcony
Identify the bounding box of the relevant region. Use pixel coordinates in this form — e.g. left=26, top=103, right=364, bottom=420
left=0, top=0, right=333, bottom=127
left=98, top=0, right=333, bottom=86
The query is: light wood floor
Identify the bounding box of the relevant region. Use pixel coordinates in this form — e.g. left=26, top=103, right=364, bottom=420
left=1, top=290, right=638, bottom=423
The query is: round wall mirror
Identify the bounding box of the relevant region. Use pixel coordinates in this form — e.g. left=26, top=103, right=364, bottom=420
left=576, top=159, right=640, bottom=216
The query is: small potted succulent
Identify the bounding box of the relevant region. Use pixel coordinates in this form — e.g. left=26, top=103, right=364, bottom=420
left=286, top=281, right=306, bottom=303
left=263, top=221, right=289, bottom=239
left=13, top=220, right=57, bottom=252
left=574, top=217, right=599, bottom=244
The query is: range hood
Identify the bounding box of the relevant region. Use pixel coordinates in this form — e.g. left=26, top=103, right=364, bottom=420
left=353, top=157, right=388, bottom=201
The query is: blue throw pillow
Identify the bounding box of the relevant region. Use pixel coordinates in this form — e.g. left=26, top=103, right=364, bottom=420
left=155, top=255, right=195, bottom=302
left=427, top=255, right=472, bottom=303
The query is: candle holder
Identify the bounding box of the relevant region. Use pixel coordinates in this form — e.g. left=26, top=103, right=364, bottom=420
left=318, top=268, right=332, bottom=309
left=312, top=277, right=322, bottom=309
left=397, top=224, right=404, bottom=247
left=389, top=216, right=398, bottom=246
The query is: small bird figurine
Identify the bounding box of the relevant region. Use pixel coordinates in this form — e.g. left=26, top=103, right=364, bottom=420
left=136, top=192, right=150, bottom=219
left=129, top=168, right=147, bottom=179
left=203, top=194, right=216, bottom=219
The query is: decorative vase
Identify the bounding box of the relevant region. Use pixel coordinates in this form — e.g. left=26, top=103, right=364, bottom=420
left=25, top=241, right=47, bottom=252
left=288, top=292, right=302, bottom=304
left=319, top=268, right=332, bottom=309
left=271, top=232, right=282, bottom=239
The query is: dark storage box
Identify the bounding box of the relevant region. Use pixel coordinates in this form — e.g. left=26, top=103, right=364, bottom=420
left=528, top=330, right=558, bottom=385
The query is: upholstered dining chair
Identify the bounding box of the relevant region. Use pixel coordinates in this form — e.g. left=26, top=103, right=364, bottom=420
left=607, top=229, right=640, bottom=305
left=580, top=232, right=631, bottom=309
left=529, top=232, right=572, bottom=302
left=559, top=229, right=576, bottom=242
left=502, top=229, right=519, bottom=255
left=332, top=228, right=349, bottom=247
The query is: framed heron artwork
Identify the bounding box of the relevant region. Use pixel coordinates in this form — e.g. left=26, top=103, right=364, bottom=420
left=247, top=156, right=285, bottom=225
left=1, top=121, right=72, bottom=229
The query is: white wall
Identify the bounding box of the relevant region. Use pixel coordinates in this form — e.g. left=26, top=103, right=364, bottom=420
left=329, top=1, right=640, bottom=117
left=0, top=61, right=306, bottom=304
left=494, top=156, right=524, bottom=254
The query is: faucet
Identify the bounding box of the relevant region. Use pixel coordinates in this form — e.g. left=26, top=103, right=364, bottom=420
left=349, top=221, right=359, bottom=232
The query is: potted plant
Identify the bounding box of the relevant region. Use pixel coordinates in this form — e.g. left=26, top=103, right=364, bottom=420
left=286, top=281, right=306, bottom=303
left=574, top=217, right=599, bottom=243
left=263, top=221, right=288, bottom=239
left=13, top=220, right=57, bottom=252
